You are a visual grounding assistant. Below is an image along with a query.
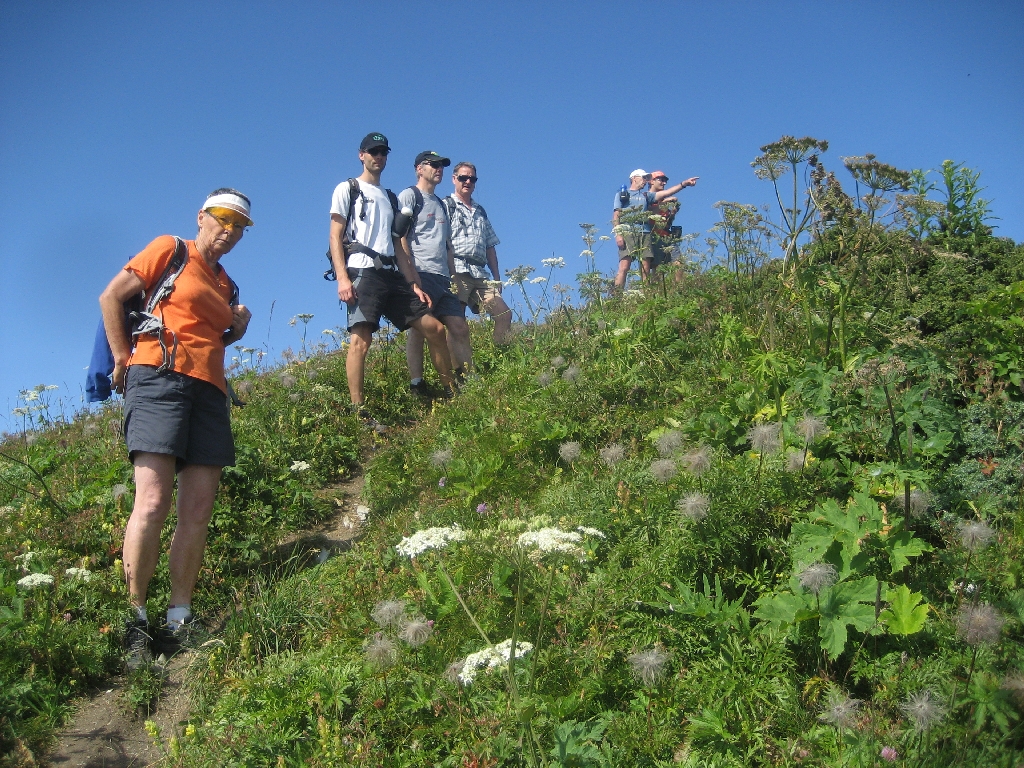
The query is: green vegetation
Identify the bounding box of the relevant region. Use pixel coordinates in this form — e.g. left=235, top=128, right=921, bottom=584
left=4, top=137, right=1024, bottom=766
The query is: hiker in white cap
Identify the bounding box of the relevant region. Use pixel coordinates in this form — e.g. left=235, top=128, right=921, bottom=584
left=98, top=187, right=253, bottom=669
left=612, top=169, right=655, bottom=289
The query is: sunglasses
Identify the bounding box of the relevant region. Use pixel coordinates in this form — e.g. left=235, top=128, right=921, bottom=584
left=456, top=174, right=478, bottom=183
left=653, top=176, right=669, bottom=182
left=423, top=161, right=445, bottom=169
left=366, top=147, right=390, bottom=157
left=205, top=209, right=249, bottom=232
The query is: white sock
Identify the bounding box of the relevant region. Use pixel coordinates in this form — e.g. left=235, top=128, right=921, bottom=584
left=167, top=604, right=192, bottom=628
left=411, top=378, right=423, bottom=386
left=133, top=606, right=148, bottom=623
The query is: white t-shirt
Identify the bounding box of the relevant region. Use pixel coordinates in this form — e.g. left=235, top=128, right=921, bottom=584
left=330, top=179, right=396, bottom=270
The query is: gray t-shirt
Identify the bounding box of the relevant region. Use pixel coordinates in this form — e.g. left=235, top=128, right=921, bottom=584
left=397, top=187, right=451, bottom=277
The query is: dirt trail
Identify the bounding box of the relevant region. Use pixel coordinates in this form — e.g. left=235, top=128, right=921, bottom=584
left=43, top=474, right=366, bottom=768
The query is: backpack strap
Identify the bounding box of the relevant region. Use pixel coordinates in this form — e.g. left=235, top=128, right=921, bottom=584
left=325, top=178, right=363, bottom=281
left=129, top=236, right=189, bottom=372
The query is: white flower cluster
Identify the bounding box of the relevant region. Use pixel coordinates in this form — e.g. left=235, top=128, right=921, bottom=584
left=64, top=567, right=93, bottom=583
left=290, top=460, right=311, bottom=472
left=576, top=526, right=606, bottom=539
left=530, top=276, right=547, bottom=284
left=395, top=525, right=467, bottom=558
left=542, top=257, right=566, bottom=268
left=18, top=573, right=54, bottom=590
left=14, top=552, right=35, bottom=573
left=517, top=526, right=604, bottom=562
left=458, top=638, right=534, bottom=685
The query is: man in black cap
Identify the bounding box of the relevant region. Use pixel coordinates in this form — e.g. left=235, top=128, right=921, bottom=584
left=398, top=151, right=474, bottom=394
left=328, top=133, right=456, bottom=425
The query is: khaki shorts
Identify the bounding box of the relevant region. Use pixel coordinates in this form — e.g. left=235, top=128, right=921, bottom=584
left=618, top=231, right=653, bottom=263
left=453, top=272, right=503, bottom=316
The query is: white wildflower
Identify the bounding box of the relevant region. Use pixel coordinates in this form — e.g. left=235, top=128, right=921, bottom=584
left=518, top=528, right=586, bottom=561
left=14, top=552, right=35, bottom=573
left=18, top=573, right=54, bottom=590
left=458, top=639, right=534, bottom=685
left=530, top=276, right=547, bottom=284
left=395, top=525, right=467, bottom=558
left=290, top=460, right=311, bottom=472
left=542, top=257, right=565, bottom=268
left=612, top=327, right=632, bottom=337
left=576, top=526, right=606, bottom=539
left=64, top=567, right=93, bottom=583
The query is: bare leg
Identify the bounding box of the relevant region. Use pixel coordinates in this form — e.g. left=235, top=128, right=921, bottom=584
left=168, top=464, right=221, bottom=607
left=345, top=324, right=373, bottom=404
left=406, top=325, right=426, bottom=382
left=614, top=257, right=631, bottom=289
left=442, top=315, right=472, bottom=371
left=640, top=257, right=653, bottom=282
left=410, top=314, right=455, bottom=388
left=123, top=452, right=176, bottom=608
left=484, top=295, right=513, bottom=345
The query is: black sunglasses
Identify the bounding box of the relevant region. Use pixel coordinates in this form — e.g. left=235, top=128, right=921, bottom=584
left=654, top=176, right=669, bottom=182
left=424, top=161, right=445, bottom=169
left=366, top=147, right=390, bottom=157
left=456, top=174, right=478, bottom=183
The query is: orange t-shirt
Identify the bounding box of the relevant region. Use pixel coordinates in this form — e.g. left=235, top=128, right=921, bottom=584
left=125, top=235, right=235, bottom=394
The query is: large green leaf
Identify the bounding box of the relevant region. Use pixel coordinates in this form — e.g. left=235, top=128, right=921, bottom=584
left=879, top=584, right=929, bottom=635
left=753, top=591, right=810, bottom=625
left=884, top=527, right=932, bottom=574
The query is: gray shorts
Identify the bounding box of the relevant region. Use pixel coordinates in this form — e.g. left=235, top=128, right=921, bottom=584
left=124, top=365, right=235, bottom=469
left=344, top=267, right=430, bottom=332
left=418, top=271, right=465, bottom=319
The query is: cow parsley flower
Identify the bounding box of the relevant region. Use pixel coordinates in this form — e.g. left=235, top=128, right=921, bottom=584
left=395, top=525, right=467, bottom=558
left=399, top=616, right=434, bottom=647
left=559, top=441, right=582, bottom=463
left=576, top=526, right=606, bottom=539
left=677, top=492, right=710, bottom=523
left=542, top=257, right=566, bottom=268
left=799, top=563, right=837, bottom=595
left=530, top=276, right=547, bottom=284
left=370, top=599, right=407, bottom=629
left=655, top=430, right=684, bottom=457
left=956, top=603, right=1005, bottom=646
left=628, top=644, right=670, bottom=686
left=458, top=639, right=534, bottom=685
left=64, top=567, right=93, bottom=583
left=957, top=520, right=996, bottom=552
left=18, top=573, right=54, bottom=590
left=599, top=443, right=625, bottom=466
left=649, top=459, right=677, bottom=483
left=518, top=528, right=586, bottom=561
left=900, top=689, right=946, bottom=732
left=14, top=552, right=35, bottom=573
left=289, top=460, right=310, bottom=472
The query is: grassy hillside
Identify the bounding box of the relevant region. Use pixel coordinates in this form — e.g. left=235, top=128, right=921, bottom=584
left=4, top=142, right=1024, bottom=766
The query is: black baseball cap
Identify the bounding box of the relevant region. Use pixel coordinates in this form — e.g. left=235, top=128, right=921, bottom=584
left=359, top=132, right=390, bottom=152
left=414, top=151, right=451, bottom=168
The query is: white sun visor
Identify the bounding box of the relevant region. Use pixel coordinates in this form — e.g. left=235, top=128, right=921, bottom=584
left=203, top=193, right=253, bottom=225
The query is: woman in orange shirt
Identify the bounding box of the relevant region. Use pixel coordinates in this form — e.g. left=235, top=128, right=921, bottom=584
left=99, top=188, right=253, bottom=668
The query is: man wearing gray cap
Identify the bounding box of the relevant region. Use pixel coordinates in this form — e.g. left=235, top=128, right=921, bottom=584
left=328, top=133, right=456, bottom=426
left=398, top=151, right=473, bottom=395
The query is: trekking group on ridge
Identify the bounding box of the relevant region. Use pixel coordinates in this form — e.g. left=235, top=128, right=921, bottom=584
left=91, top=130, right=697, bottom=669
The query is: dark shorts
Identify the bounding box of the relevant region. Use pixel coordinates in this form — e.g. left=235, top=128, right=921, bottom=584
left=650, top=238, right=674, bottom=268
left=124, top=365, right=235, bottom=469
left=418, top=271, right=465, bottom=319
left=345, top=267, right=430, bottom=332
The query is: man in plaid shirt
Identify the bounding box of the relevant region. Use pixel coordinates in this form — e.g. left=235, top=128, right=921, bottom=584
left=444, top=162, right=512, bottom=345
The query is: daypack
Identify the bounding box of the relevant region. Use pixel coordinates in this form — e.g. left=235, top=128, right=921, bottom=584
left=323, top=178, right=401, bottom=281
left=441, top=195, right=489, bottom=267
left=85, top=237, right=240, bottom=402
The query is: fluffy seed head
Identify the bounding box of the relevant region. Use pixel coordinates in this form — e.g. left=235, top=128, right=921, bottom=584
left=956, top=603, right=1005, bottom=646
left=398, top=616, right=434, bottom=647
left=112, top=483, right=129, bottom=500
left=430, top=449, right=453, bottom=468
left=747, top=422, right=782, bottom=454
left=957, top=520, right=996, bottom=552
left=599, top=443, right=625, bottom=466
left=443, top=659, right=465, bottom=685
left=900, top=689, right=946, bottom=732
left=796, top=413, right=827, bottom=443
left=628, top=644, right=671, bottom=686
left=681, top=445, right=712, bottom=476
left=799, top=563, right=838, bottom=595
left=649, top=459, right=678, bottom=483
left=562, top=365, right=581, bottom=382
left=677, top=492, right=710, bottom=523
left=785, top=449, right=805, bottom=473
left=559, top=441, right=582, bottom=463
left=1001, top=670, right=1024, bottom=706
left=550, top=355, right=566, bottom=368
left=656, top=430, right=684, bottom=457
left=891, top=489, right=931, bottom=518
left=818, top=689, right=861, bottom=730
left=279, top=373, right=297, bottom=388
left=370, top=599, right=407, bottom=628
left=363, top=632, right=398, bottom=668
left=537, top=371, right=553, bottom=387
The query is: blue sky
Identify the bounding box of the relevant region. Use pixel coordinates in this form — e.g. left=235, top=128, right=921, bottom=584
left=1, top=0, right=1021, bottom=429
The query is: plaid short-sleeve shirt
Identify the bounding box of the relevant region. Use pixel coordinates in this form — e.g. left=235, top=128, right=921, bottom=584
left=446, top=195, right=499, bottom=279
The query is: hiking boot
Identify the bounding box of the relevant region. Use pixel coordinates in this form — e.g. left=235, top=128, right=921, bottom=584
left=350, top=405, right=387, bottom=433
left=154, top=615, right=207, bottom=656
left=409, top=380, right=434, bottom=399
left=124, top=619, right=153, bottom=671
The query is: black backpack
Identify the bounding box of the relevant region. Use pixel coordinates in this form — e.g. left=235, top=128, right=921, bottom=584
left=323, top=179, right=401, bottom=281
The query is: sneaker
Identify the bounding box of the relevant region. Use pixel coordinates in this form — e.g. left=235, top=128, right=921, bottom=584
left=350, top=405, right=387, bottom=433
left=409, top=380, right=434, bottom=399
left=124, top=619, right=153, bottom=671
left=154, top=615, right=206, bottom=656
